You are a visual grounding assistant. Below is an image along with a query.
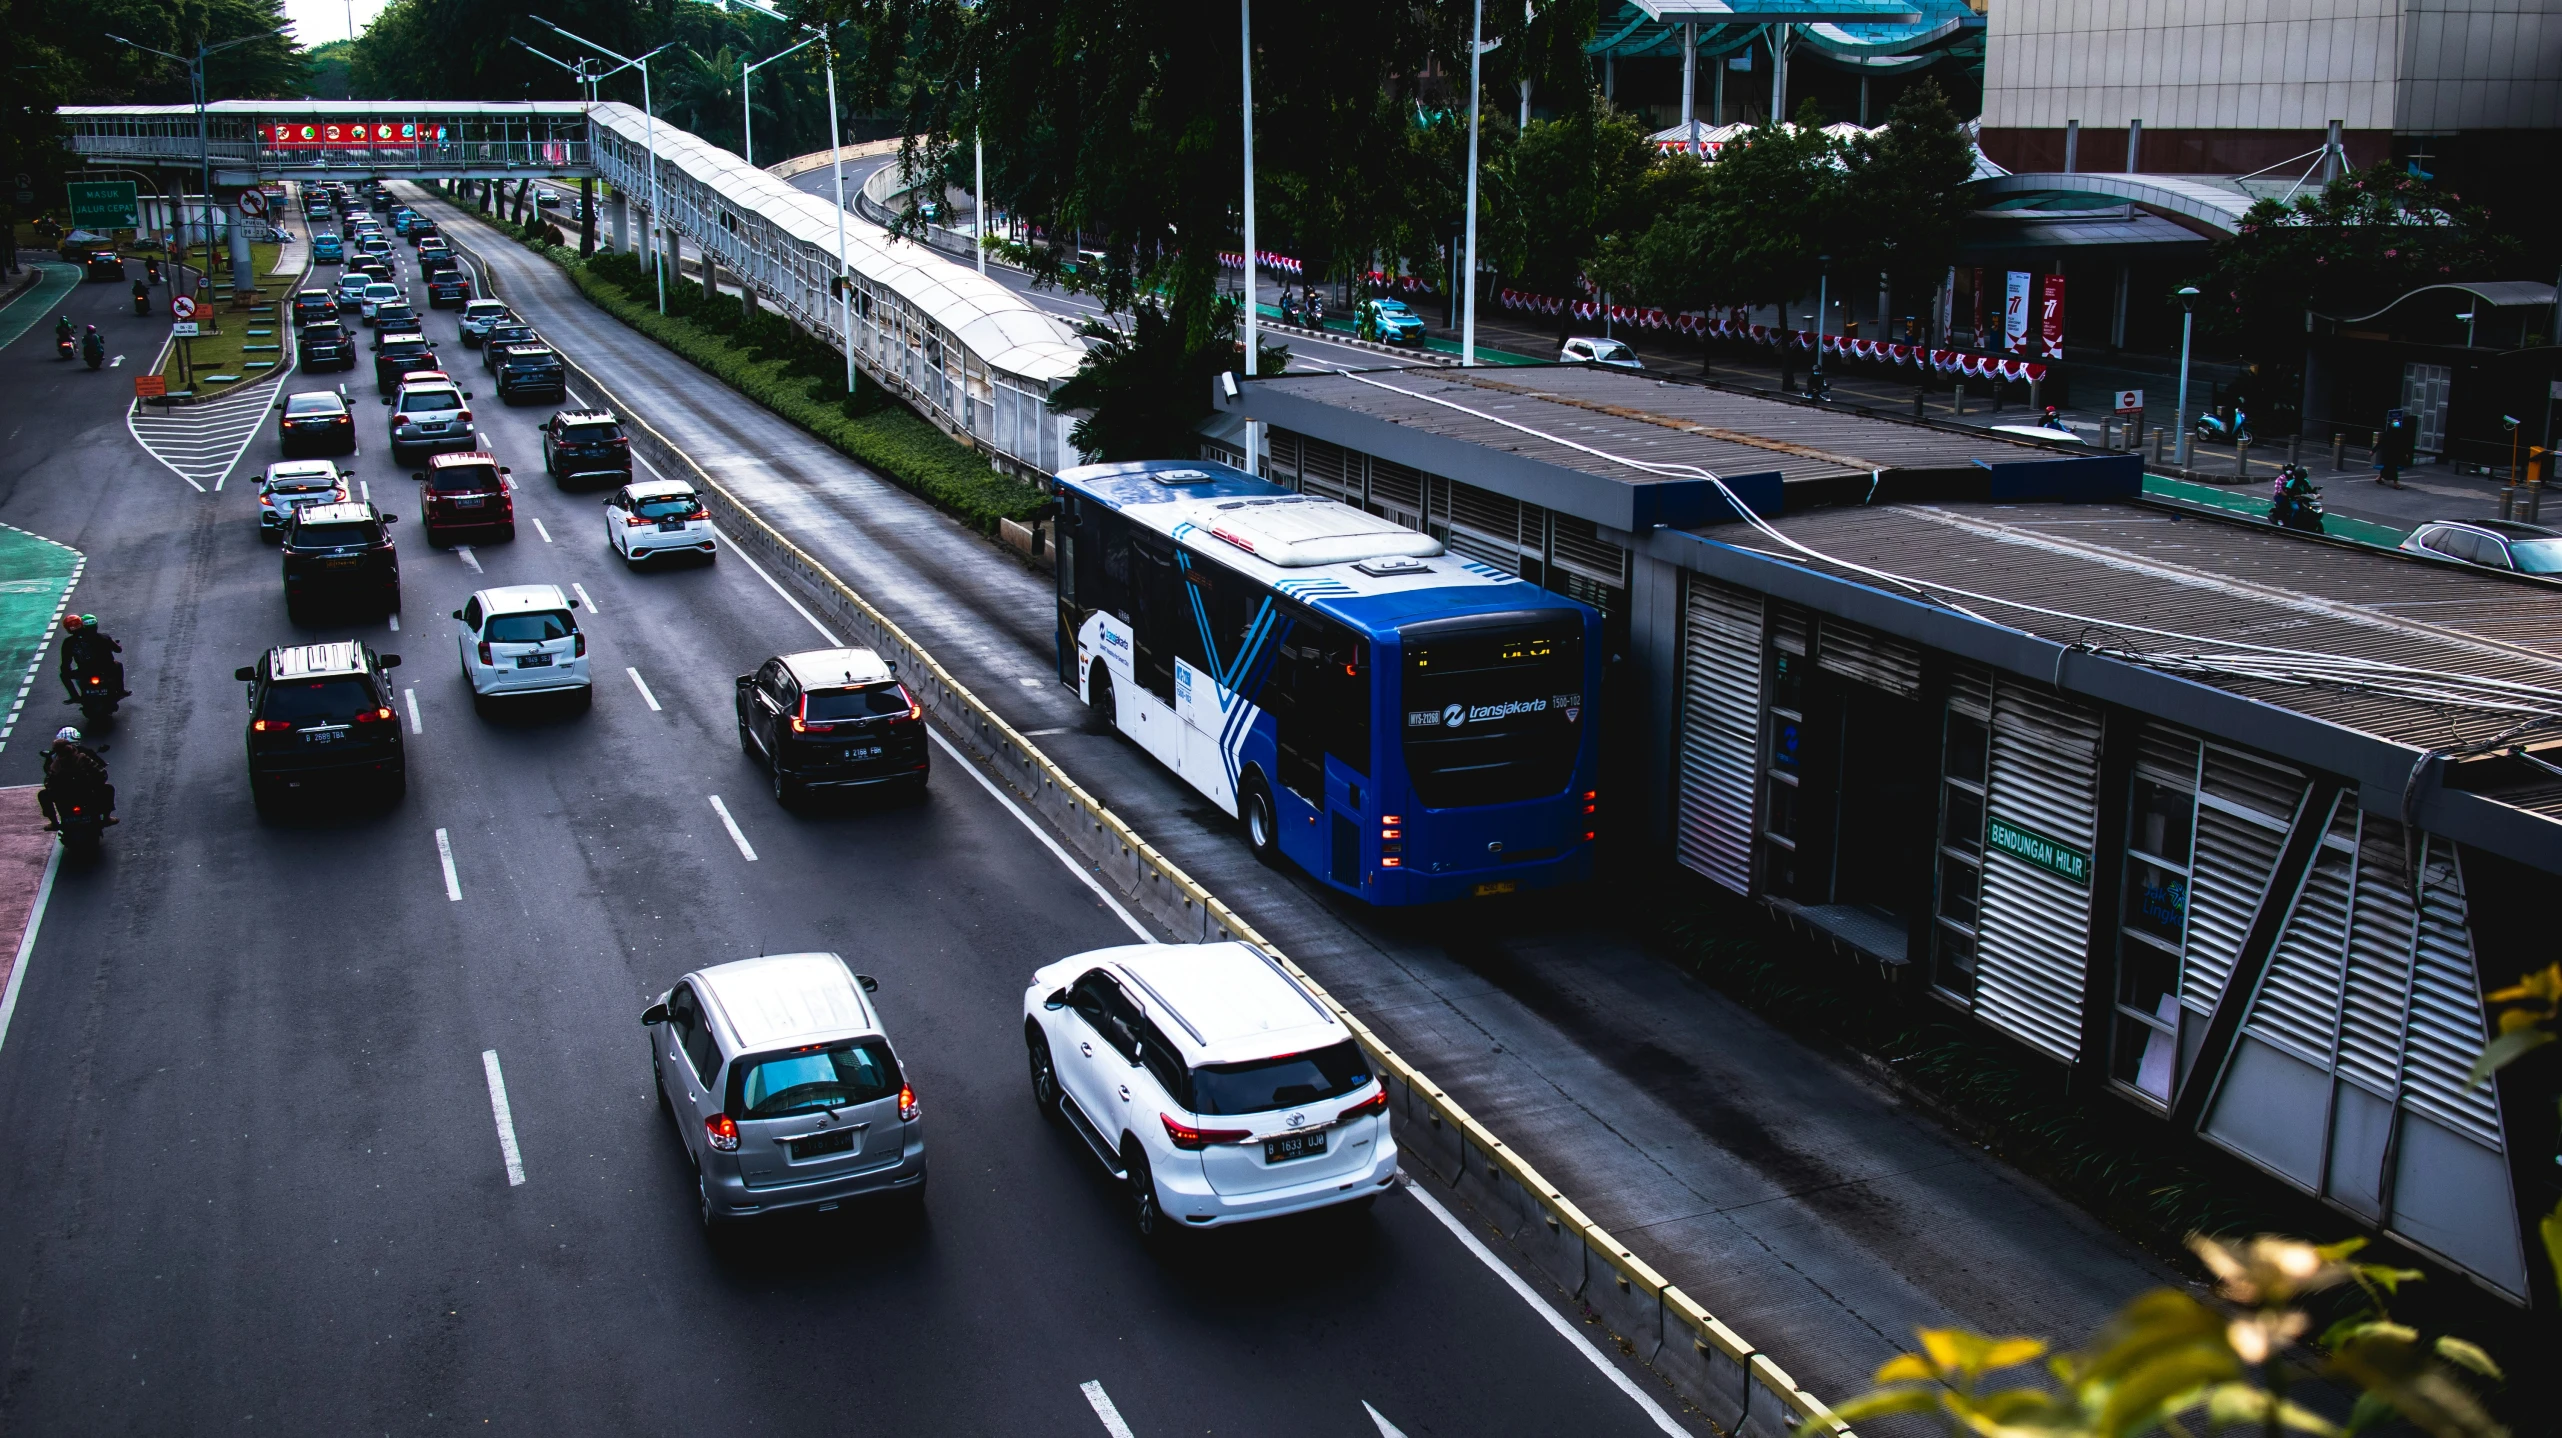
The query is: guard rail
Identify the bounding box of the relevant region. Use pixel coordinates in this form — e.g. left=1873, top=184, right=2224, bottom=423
left=448, top=220, right=1856, bottom=1438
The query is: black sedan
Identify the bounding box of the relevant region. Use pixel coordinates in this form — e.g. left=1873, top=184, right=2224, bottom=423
left=277, top=390, right=357, bottom=456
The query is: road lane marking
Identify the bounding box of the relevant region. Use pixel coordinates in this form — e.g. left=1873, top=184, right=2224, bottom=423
left=386, top=613, right=399, bottom=631
left=455, top=545, right=482, bottom=573
left=1403, top=1183, right=1687, bottom=1437
left=718, top=531, right=842, bottom=645
left=1017, top=677, right=1044, bottom=689
left=359, top=479, right=371, bottom=504
left=1364, top=1403, right=1408, bottom=1438
left=481, top=1049, right=527, bottom=1186
left=571, top=583, right=597, bottom=614
left=707, top=795, right=757, bottom=861
left=0, top=838, right=63, bottom=1061
left=404, top=687, right=422, bottom=733
left=626, top=667, right=661, bottom=711
left=1079, top=1382, right=1135, bottom=1438
left=532, top=516, right=552, bottom=543
left=928, top=727, right=1149, bottom=941
left=107, top=355, right=122, bottom=368
left=435, top=827, right=461, bottom=900
left=1023, top=726, right=1068, bottom=736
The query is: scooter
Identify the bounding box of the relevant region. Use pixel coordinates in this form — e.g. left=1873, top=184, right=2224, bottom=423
left=82, top=336, right=105, bottom=371
left=133, top=290, right=150, bottom=317
left=2268, top=467, right=2326, bottom=534
left=2195, top=406, right=2253, bottom=446
left=55, top=333, right=73, bottom=361
left=53, top=791, right=112, bottom=857
left=72, top=666, right=120, bottom=732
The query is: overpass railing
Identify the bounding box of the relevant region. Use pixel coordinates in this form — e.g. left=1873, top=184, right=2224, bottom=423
left=59, top=103, right=593, bottom=183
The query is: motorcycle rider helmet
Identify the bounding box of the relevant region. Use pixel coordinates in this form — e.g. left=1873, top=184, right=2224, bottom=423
left=78, top=615, right=95, bottom=629
left=60, top=615, right=78, bottom=633
left=53, top=727, right=80, bottom=746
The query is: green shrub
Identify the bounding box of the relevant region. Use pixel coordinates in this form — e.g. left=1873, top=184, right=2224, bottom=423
left=564, top=263, right=1043, bottom=532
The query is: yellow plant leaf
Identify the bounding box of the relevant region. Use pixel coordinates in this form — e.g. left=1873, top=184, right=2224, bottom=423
left=1827, top=1387, right=1947, bottom=1424
left=1875, top=1352, right=1937, bottom=1385
left=1981, top=1337, right=2050, bottom=1372
left=2433, top=1336, right=2502, bottom=1381
left=1920, top=1328, right=1970, bottom=1374
left=2080, top=1289, right=2228, bottom=1382
left=2097, top=1345, right=2242, bottom=1437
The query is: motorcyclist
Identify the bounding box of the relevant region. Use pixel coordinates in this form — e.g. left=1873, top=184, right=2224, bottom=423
left=132, top=278, right=151, bottom=312
left=80, top=324, right=104, bottom=365
left=2269, top=464, right=2324, bottom=531
left=145, top=257, right=162, bottom=285
left=54, top=315, right=73, bottom=347
left=59, top=615, right=127, bottom=703
left=37, top=728, right=114, bottom=831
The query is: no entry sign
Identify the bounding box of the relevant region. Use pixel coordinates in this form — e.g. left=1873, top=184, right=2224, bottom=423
left=169, top=295, right=198, bottom=321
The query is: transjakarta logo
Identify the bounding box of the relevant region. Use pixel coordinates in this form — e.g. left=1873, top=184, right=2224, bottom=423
left=1097, top=622, right=1131, bottom=654
left=1408, top=697, right=1553, bottom=728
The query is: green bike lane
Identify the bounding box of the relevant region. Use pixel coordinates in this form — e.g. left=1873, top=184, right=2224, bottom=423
left=0, top=525, right=84, bottom=760
left=0, top=265, right=84, bottom=355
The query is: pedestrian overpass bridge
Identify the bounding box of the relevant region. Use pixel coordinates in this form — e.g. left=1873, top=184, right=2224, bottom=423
left=60, top=99, right=1082, bottom=480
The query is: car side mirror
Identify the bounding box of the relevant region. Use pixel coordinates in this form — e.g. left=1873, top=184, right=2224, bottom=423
left=450, top=610, right=463, bottom=621
left=411, top=472, right=426, bottom=483
left=233, top=666, right=256, bottom=681
left=381, top=396, right=392, bottom=404
left=735, top=674, right=752, bottom=689
left=1043, top=988, right=1069, bottom=1011
left=463, top=392, right=473, bottom=400
left=640, top=1003, right=668, bottom=1027
left=499, top=467, right=512, bottom=475
left=381, top=513, right=398, bottom=524
left=380, top=654, right=401, bottom=669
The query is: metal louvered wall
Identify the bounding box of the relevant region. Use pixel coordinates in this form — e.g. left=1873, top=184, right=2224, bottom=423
left=1676, top=578, right=1766, bottom=893
left=2181, top=746, right=2309, bottom=1014
left=1816, top=619, right=1922, bottom=699
left=2204, top=806, right=2527, bottom=1298
left=1972, top=682, right=2105, bottom=1062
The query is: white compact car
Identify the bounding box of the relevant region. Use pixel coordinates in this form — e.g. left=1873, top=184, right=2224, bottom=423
left=1024, top=941, right=1397, bottom=1239
left=1560, top=336, right=1643, bottom=369
left=604, top=478, right=716, bottom=564
left=452, top=583, right=591, bottom=703
left=255, top=459, right=349, bottom=540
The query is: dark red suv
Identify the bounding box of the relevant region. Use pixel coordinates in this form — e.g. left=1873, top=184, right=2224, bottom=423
left=415, top=451, right=516, bottom=546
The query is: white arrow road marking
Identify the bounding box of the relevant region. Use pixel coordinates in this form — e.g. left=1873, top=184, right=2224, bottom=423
left=481, top=1050, right=526, bottom=1187
left=107, top=355, right=122, bottom=368
left=1364, top=1403, right=1408, bottom=1438
left=707, top=795, right=757, bottom=862
left=626, top=667, right=661, bottom=712
left=571, top=582, right=597, bottom=614
left=531, top=516, right=552, bottom=543
left=435, top=827, right=461, bottom=900
left=454, top=545, right=481, bottom=573
left=1079, top=1381, right=1135, bottom=1438
left=404, top=687, right=421, bottom=734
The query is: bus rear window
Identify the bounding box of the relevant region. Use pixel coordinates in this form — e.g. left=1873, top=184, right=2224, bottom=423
left=1399, top=622, right=1585, bottom=808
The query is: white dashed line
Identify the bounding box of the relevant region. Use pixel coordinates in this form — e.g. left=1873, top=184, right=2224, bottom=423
left=929, top=727, right=1148, bottom=940
left=359, top=479, right=371, bottom=504
left=1017, top=677, right=1045, bottom=689
left=707, top=795, right=757, bottom=862
left=404, top=687, right=421, bottom=734
left=718, top=529, right=842, bottom=645
left=386, top=613, right=399, bottom=631
left=455, top=545, right=482, bottom=573
left=1081, top=1381, right=1136, bottom=1438
left=570, top=583, right=597, bottom=614
left=481, top=1050, right=527, bottom=1187
left=531, top=516, right=552, bottom=543
left=626, top=666, right=661, bottom=711
left=435, top=826, right=462, bottom=900
left=1022, top=726, right=1069, bottom=736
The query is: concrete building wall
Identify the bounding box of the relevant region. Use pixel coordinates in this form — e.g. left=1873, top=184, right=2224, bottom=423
left=2396, top=0, right=2562, bottom=131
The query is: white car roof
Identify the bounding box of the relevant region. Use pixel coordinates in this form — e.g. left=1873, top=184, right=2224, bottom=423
left=695, top=953, right=877, bottom=1053
left=781, top=647, right=892, bottom=689
left=474, top=584, right=570, bottom=615
left=263, top=460, right=340, bottom=485
left=1073, top=941, right=1344, bottom=1064
left=626, top=477, right=694, bottom=501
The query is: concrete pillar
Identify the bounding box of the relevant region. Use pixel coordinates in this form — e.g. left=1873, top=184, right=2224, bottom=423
left=612, top=191, right=628, bottom=251
left=2125, top=119, right=2143, bottom=172
left=1771, top=25, right=1789, bottom=120
left=227, top=199, right=252, bottom=287
left=1680, top=24, right=1696, bottom=150
left=2063, top=118, right=2079, bottom=173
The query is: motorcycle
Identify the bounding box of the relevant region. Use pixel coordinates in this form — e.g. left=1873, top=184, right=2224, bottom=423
left=133, top=288, right=151, bottom=316
left=55, top=333, right=73, bottom=361
left=145, top=259, right=162, bottom=285
left=53, top=788, right=111, bottom=857
left=2268, top=467, right=2326, bottom=534
left=73, top=666, right=120, bottom=731
left=2195, top=406, right=2253, bottom=447
left=82, top=339, right=104, bottom=371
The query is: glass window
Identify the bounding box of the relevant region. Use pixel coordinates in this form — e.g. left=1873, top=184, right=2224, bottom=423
left=427, top=465, right=500, bottom=493
left=802, top=683, right=912, bottom=721
left=258, top=677, right=377, bottom=724
left=2127, top=777, right=2194, bottom=865
left=397, top=390, right=456, bottom=412
left=728, top=1039, right=901, bottom=1119
left=1932, top=704, right=1991, bottom=1004
left=2111, top=756, right=2199, bottom=1105
left=484, top=611, right=573, bottom=643
left=284, top=394, right=343, bottom=416
left=631, top=493, right=699, bottom=520
left=1942, top=713, right=1988, bottom=786
left=2122, top=857, right=2189, bottom=949
left=1187, top=1039, right=1371, bottom=1116
left=1941, top=784, right=1984, bottom=857
left=2508, top=539, right=2562, bottom=574
left=559, top=421, right=623, bottom=443
left=292, top=521, right=377, bottom=547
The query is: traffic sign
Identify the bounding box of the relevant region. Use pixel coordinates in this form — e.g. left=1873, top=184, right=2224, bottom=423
left=65, top=180, right=140, bottom=229
left=2113, top=389, right=2145, bottom=414
left=133, top=374, right=167, bottom=399
left=236, top=189, right=267, bottom=218
left=171, top=321, right=200, bottom=338
left=169, top=295, right=198, bottom=321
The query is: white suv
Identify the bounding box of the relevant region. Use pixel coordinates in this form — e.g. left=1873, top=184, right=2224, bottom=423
left=1024, top=941, right=1396, bottom=1239
left=452, top=584, right=591, bottom=705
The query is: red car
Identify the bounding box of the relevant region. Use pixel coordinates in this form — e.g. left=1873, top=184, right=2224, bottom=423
left=415, top=451, right=515, bottom=546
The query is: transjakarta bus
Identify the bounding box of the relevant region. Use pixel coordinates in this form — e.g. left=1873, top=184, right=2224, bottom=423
left=1054, top=460, right=1601, bottom=905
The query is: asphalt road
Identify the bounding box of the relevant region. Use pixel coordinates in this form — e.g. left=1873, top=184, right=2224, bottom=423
left=0, top=238, right=1692, bottom=1435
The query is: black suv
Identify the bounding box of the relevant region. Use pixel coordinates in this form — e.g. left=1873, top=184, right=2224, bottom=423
left=299, top=320, right=357, bottom=372
left=734, top=647, right=930, bottom=807
left=493, top=344, right=567, bottom=403
left=479, top=323, right=538, bottom=369
left=281, top=501, right=401, bottom=618
left=235, top=640, right=406, bottom=810
left=372, top=331, right=438, bottom=390
left=542, top=409, right=632, bottom=487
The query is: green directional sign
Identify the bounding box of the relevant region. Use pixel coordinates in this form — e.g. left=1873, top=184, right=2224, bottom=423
left=66, top=180, right=140, bottom=229
left=1986, top=816, right=2092, bottom=887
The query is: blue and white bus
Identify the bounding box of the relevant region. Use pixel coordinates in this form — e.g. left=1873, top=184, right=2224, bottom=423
left=1053, top=460, right=1602, bottom=905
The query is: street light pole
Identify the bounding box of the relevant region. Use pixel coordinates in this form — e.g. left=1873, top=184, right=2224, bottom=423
left=711, top=0, right=851, bottom=393
left=975, top=68, right=988, bottom=278
left=107, top=31, right=269, bottom=296
left=1462, top=0, right=1484, bottom=366
left=2174, top=285, right=2199, bottom=469
left=1240, top=0, right=1257, bottom=376
left=533, top=18, right=675, bottom=314
left=739, top=33, right=818, bottom=169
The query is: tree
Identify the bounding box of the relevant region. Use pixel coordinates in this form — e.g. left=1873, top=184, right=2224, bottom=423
left=1838, top=79, right=1974, bottom=337
left=1493, top=101, right=1654, bottom=337
left=2195, top=164, right=2520, bottom=431
left=1047, top=298, right=1285, bottom=463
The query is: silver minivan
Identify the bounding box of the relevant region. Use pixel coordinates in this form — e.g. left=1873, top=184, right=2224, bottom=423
left=643, top=953, right=927, bottom=1232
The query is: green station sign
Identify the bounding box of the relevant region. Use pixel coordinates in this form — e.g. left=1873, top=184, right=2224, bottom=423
left=66, top=180, right=140, bottom=229
left=1986, top=816, right=2092, bottom=887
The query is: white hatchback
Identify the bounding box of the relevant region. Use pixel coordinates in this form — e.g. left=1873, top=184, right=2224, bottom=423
left=358, top=281, right=403, bottom=320
left=1024, top=941, right=1397, bottom=1239
left=604, top=478, right=717, bottom=564
left=255, top=459, right=349, bottom=540
left=452, top=584, right=591, bottom=702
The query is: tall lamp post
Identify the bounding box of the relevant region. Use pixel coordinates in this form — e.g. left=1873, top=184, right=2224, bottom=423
left=2173, top=285, right=2199, bottom=468
left=1462, top=0, right=1486, bottom=366
left=741, top=33, right=818, bottom=168
left=974, top=69, right=987, bottom=277
left=533, top=17, right=675, bottom=314
left=718, top=0, right=853, bottom=394
left=1240, top=0, right=1257, bottom=391
left=105, top=29, right=274, bottom=294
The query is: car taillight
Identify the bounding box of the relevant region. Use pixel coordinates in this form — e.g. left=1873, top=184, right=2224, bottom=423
left=1160, top=1113, right=1250, bottom=1151
left=251, top=718, right=292, bottom=732
left=1338, top=1086, right=1389, bottom=1122
left=611, top=437, right=630, bottom=449
left=684, top=506, right=709, bottom=521
left=477, top=640, right=493, bottom=665
left=624, top=514, right=653, bottom=527
left=704, top=1114, right=739, bottom=1152
left=456, top=410, right=471, bottom=424
left=572, top=633, right=585, bottom=659
left=351, top=706, right=393, bottom=723
left=898, top=1083, right=919, bottom=1122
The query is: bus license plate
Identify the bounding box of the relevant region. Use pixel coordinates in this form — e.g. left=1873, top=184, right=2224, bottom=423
left=1264, top=1130, right=1327, bottom=1164
left=1473, top=880, right=1517, bottom=898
